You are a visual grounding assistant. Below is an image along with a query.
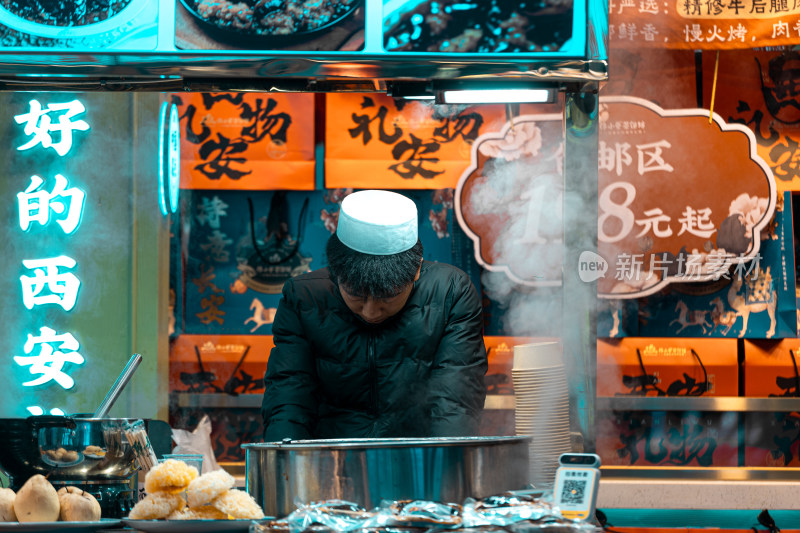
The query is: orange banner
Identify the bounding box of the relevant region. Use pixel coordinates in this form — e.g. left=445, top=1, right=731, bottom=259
left=484, top=336, right=535, bottom=395
left=702, top=49, right=800, bottom=192
left=597, top=338, right=738, bottom=397
left=597, top=410, right=740, bottom=466
left=744, top=409, right=800, bottom=466
left=170, top=334, right=533, bottom=396
left=325, top=93, right=559, bottom=189
left=743, top=339, right=800, bottom=396
left=169, top=334, right=273, bottom=394
left=611, top=0, right=800, bottom=49
left=174, top=93, right=315, bottom=190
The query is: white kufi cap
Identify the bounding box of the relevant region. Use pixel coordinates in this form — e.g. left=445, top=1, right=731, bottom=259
left=337, top=190, right=418, bottom=255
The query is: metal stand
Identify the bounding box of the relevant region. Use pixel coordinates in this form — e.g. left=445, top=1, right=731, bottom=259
left=563, top=88, right=600, bottom=452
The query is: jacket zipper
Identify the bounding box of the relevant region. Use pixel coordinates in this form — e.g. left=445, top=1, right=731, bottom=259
left=368, top=335, right=378, bottom=417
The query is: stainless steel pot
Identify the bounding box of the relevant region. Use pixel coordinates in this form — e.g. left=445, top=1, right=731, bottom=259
left=0, top=415, right=142, bottom=487
left=243, top=436, right=531, bottom=518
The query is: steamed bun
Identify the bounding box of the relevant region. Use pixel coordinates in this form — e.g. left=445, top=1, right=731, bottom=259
left=0, top=488, right=16, bottom=522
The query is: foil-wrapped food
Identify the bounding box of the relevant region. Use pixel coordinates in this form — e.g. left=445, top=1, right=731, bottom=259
left=257, top=492, right=596, bottom=533
left=463, top=492, right=557, bottom=526
left=272, top=500, right=374, bottom=532
left=384, top=500, right=462, bottom=528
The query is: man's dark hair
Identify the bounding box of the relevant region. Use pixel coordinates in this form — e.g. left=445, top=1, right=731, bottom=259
left=326, top=234, right=423, bottom=299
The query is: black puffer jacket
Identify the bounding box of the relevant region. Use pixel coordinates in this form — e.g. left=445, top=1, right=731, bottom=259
left=262, top=260, right=487, bottom=441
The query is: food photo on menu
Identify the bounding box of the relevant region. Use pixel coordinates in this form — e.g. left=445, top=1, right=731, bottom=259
left=0, top=0, right=158, bottom=48
left=382, top=0, right=575, bottom=53
left=175, top=0, right=366, bottom=50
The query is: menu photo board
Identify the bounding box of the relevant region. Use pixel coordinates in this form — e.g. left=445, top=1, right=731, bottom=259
left=0, top=0, right=591, bottom=59
left=610, top=0, right=800, bottom=50
left=176, top=0, right=587, bottom=55
left=0, top=0, right=159, bottom=49
left=595, top=96, right=778, bottom=299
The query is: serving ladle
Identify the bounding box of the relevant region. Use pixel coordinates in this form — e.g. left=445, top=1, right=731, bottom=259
left=93, top=353, right=143, bottom=418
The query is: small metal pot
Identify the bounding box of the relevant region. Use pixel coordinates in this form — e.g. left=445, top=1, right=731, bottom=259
left=0, top=415, right=141, bottom=487
left=243, top=436, right=531, bottom=518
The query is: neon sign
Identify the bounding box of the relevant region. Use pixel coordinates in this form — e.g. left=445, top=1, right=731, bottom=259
left=14, top=99, right=90, bottom=156
left=20, top=255, right=81, bottom=311
left=158, top=101, right=168, bottom=217
left=157, top=101, right=181, bottom=217
left=14, top=327, right=84, bottom=389
left=26, top=406, right=65, bottom=416
left=17, top=174, right=85, bottom=234
left=168, top=103, right=180, bottom=214
left=12, top=98, right=90, bottom=412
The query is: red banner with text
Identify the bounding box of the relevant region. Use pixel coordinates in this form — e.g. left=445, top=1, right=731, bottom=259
left=175, top=93, right=315, bottom=190
left=595, top=96, right=777, bottom=298
left=702, top=49, right=800, bottom=192
left=456, top=113, right=565, bottom=286
left=325, top=93, right=559, bottom=190
left=455, top=97, right=778, bottom=297
left=610, top=0, right=800, bottom=50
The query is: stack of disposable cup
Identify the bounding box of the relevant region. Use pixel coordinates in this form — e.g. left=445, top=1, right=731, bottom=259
left=512, top=341, right=571, bottom=490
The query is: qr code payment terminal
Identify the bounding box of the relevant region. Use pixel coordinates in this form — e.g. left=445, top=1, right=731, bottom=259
left=553, top=453, right=601, bottom=521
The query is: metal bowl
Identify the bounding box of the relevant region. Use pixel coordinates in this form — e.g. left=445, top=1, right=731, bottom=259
left=243, top=436, right=531, bottom=518
left=0, top=416, right=141, bottom=487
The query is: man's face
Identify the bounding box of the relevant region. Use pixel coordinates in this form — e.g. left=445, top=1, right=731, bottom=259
left=338, top=266, right=421, bottom=325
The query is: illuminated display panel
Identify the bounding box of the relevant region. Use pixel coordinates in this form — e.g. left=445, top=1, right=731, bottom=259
left=0, top=93, right=138, bottom=417
left=0, top=0, right=158, bottom=50
left=0, top=0, right=594, bottom=60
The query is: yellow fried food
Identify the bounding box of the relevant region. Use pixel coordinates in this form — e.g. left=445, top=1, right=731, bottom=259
left=168, top=505, right=229, bottom=520
left=211, top=489, right=264, bottom=520
left=187, top=469, right=236, bottom=508
left=144, top=459, right=199, bottom=493
left=128, top=492, right=185, bottom=520
left=83, top=445, right=106, bottom=456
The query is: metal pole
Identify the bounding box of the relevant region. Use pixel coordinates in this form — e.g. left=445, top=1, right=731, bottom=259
left=563, top=86, right=599, bottom=451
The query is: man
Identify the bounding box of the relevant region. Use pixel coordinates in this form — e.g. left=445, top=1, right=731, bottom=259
left=262, top=190, right=487, bottom=440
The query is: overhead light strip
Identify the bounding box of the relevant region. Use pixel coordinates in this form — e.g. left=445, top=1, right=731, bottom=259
left=442, top=88, right=553, bottom=104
